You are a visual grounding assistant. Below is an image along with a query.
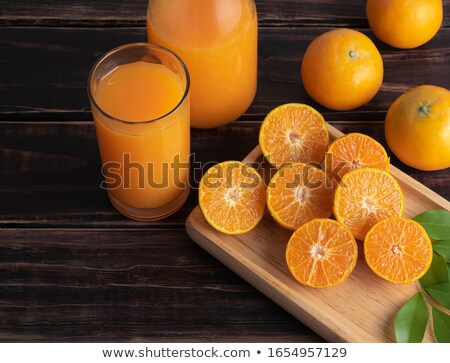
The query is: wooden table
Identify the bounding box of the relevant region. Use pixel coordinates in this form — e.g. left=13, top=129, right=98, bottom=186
left=0, top=0, right=449, bottom=342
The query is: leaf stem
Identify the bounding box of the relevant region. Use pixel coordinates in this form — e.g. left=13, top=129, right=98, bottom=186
left=419, top=283, right=450, bottom=315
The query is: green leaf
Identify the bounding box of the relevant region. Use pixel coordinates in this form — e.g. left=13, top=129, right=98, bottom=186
left=433, top=239, right=450, bottom=260
left=425, top=283, right=450, bottom=309
left=432, top=307, right=450, bottom=343
left=419, top=253, right=449, bottom=288
left=413, top=209, right=450, bottom=240
left=395, top=292, right=429, bottom=343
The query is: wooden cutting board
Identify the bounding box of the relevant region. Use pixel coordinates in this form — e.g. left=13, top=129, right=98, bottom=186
left=185, top=123, right=450, bottom=342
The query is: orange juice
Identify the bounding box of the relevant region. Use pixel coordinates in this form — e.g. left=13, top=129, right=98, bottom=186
left=96, top=62, right=184, bottom=122
left=147, top=0, right=257, bottom=128
left=89, top=45, right=190, bottom=221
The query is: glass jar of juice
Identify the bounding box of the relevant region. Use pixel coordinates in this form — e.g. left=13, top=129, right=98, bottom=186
left=147, top=0, right=258, bottom=128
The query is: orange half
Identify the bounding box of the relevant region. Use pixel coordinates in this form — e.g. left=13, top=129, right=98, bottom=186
left=333, top=167, right=404, bottom=240
left=267, top=163, right=333, bottom=231
left=325, top=133, right=389, bottom=184
left=259, top=103, right=329, bottom=168
left=286, top=218, right=358, bottom=288
left=365, top=217, right=433, bottom=284
left=199, top=161, right=266, bottom=235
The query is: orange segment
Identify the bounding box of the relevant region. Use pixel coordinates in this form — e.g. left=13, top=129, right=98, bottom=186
left=286, top=218, right=358, bottom=288
left=325, top=133, right=390, bottom=184
left=365, top=217, right=433, bottom=284
left=259, top=103, right=329, bottom=168
left=333, top=168, right=404, bottom=240
left=199, top=161, right=265, bottom=235
left=267, top=163, right=333, bottom=231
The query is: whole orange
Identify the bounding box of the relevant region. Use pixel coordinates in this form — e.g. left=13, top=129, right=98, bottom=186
left=385, top=85, right=450, bottom=171
left=366, top=0, right=443, bottom=49
left=301, top=28, right=383, bottom=111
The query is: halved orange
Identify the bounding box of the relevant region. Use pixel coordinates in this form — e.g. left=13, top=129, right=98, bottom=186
left=259, top=103, right=329, bottom=168
left=333, top=168, right=404, bottom=240
left=286, top=218, right=358, bottom=288
left=325, top=133, right=390, bottom=184
left=267, top=163, right=333, bottom=231
left=365, top=217, right=433, bottom=284
left=199, top=161, right=266, bottom=235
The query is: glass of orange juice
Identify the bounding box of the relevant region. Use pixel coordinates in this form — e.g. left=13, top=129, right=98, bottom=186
left=147, top=0, right=258, bottom=128
left=88, top=43, right=190, bottom=221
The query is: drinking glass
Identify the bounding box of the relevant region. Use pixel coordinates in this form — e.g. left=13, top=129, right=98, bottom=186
left=88, top=43, right=190, bottom=221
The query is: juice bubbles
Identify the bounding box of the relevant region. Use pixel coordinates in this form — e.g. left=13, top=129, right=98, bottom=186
left=88, top=44, right=190, bottom=221
left=147, top=0, right=257, bottom=128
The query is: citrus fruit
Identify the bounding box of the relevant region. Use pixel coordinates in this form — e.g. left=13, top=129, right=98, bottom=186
left=199, top=161, right=265, bottom=234
left=325, top=133, right=390, bottom=184
left=385, top=85, right=450, bottom=171
left=267, top=163, right=333, bottom=231
left=259, top=103, right=329, bottom=168
left=286, top=218, right=358, bottom=288
left=366, top=0, right=443, bottom=49
left=333, top=168, right=404, bottom=240
left=365, top=217, right=433, bottom=284
left=301, top=28, right=383, bottom=111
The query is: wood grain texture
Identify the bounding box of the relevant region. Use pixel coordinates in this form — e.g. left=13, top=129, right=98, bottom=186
left=1, top=121, right=448, bottom=228
left=1, top=0, right=449, bottom=343
left=2, top=0, right=449, bottom=27
left=0, top=228, right=323, bottom=342
left=1, top=27, right=449, bottom=122
left=186, top=124, right=450, bottom=343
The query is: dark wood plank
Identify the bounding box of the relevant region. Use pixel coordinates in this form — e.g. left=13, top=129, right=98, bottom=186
left=0, top=228, right=324, bottom=342
left=257, top=0, right=450, bottom=28
left=0, top=121, right=448, bottom=228
left=4, top=0, right=449, bottom=28
left=0, top=121, right=257, bottom=227
left=1, top=27, right=449, bottom=122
